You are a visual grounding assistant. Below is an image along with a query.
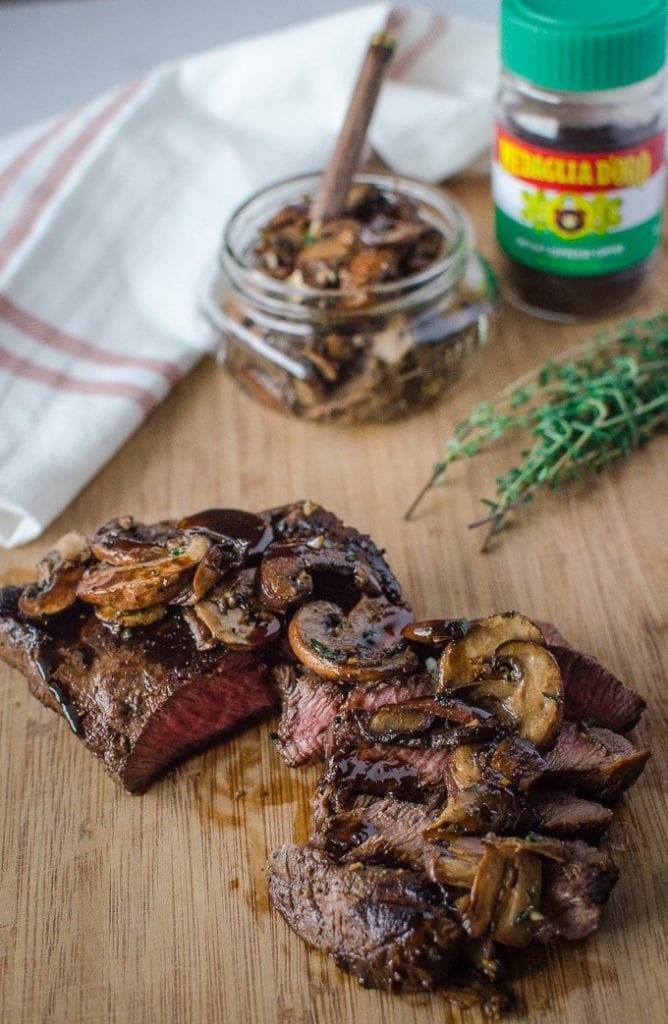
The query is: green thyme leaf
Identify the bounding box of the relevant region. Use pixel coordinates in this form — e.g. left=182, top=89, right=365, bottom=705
left=406, top=313, right=668, bottom=548
left=310, top=638, right=347, bottom=663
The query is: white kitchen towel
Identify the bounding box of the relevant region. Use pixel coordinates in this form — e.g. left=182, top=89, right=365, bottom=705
left=0, top=3, right=498, bottom=547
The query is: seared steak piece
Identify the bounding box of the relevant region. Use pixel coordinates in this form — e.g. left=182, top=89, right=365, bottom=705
left=319, top=710, right=457, bottom=809
left=272, top=665, right=435, bottom=767
left=534, top=840, right=619, bottom=942
left=530, top=790, right=613, bottom=841
left=548, top=645, right=646, bottom=730
left=267, top=843, right=464, bottom=991
left=269, top=607, right=649, bottom=1009
left=545, top=721, right=650, bottom=803
left=262, top=501, right=405, bottom=609
left=0, top=586, right=275, bottom=793
left=273, top=666, right=344, bottom=767
left=315, top=795, right=484, bottom=889
left=0, top=501, right=410, bottom=793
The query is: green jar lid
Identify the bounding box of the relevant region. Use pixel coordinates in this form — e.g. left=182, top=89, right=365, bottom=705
left=501, top=0, right=668, bottom=92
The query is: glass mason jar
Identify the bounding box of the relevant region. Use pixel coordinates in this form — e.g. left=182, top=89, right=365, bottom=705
left=203, top=173, right=496, bottom=425
left=494, top=0, right=667, bottom=322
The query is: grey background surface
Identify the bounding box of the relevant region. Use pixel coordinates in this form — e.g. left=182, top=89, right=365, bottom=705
left=0, top=0, right=498, bottom=135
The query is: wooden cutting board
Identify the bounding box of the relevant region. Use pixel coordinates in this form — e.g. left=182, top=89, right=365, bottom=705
left=1, top=177, right=666, bottom=1024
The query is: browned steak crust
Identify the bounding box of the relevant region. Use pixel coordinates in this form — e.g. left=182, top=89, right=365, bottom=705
left=267, top=843, right=464, bottom=992
left=0, top=501, right=409, bottom=793
left=0, top=585, right=275, bottom=793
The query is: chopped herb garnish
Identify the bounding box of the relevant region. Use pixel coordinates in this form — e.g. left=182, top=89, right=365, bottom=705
left=310, top=638, right=347, bottom=663
left=169, top=547, right=185, bottom=557
left=542, top=691, right=562, bottom=702
left=513, top=906, right=535, bottom=924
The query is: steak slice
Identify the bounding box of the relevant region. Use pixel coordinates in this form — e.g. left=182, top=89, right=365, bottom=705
left=0, top=586, right=275, bottom=793
left=272, top=665, right=435, bottom=767
left=319, top=711, right=452, bottom=809
left=530, top=790, right=613, bottom=841
left=548, top=645, right=646, bottom=731
left=315, top=795, right=484, bottom=888
left=534, top=840, right=619, bottom=942
left=1, top=501, right=410, bottom=793
left=272, top=665, right=343, bottom=767
left=267, top=843, right=464, bottom=991
left=545, top=721, right=650, bottom=803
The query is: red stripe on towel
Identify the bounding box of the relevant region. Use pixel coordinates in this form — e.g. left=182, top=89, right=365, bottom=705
left=0, top=293, right=182, bottom=385
left=0, top=109, right=83, bottom=200
left=0, top=347, right=158, bottom=414
left=0, top=79, right=146, bottom=276
left=388, top=13, right=448, bottom=82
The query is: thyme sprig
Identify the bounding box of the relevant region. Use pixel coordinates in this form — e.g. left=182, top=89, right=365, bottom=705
left=406, top=314, right=668, bottom=550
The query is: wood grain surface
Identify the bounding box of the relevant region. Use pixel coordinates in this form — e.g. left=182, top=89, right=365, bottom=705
left=1, top=177, right=666, bottom=1024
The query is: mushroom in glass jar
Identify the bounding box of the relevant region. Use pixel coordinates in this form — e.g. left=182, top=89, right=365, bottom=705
left=203, top=174, right=496, bottom=425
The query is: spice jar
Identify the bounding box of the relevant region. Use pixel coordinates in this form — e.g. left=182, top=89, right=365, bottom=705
left=203, top=173, right=496, bottom=425
left=494, top=0, right=667, bottom=322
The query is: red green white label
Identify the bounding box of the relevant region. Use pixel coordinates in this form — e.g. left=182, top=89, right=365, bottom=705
left=493, top=127, right=665, bottom=276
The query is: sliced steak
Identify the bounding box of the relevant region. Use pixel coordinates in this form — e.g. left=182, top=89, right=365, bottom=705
left=1, top=501, right=410, bottom=793
left=263, top=501, right=405, bottom=607
left=545, top=721, right=650, bottom=803
left=0, top=587, right=276, bottom=793
left=267, top=843, right=464, bottom=991
left=272, top=665, right=343, bottom=767
left=530, top=790, right=613, bottom=840
left=315, top=795, right=484, bottom=889
left=272, top=665, right=435, bottom=767
left=320, top=711, right=453, bottom=808
left=534, top=840, right=619, bottom=942
left=548, top=645, right=646, bottom=731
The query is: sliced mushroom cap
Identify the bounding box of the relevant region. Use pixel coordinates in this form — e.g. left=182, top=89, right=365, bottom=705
left=364, top=704, right=439, bottom=741
left=493, top=850, right=543, bottom=948
left=76, top=533, right=210, bottom=611
left=259, top=540, right=383, bottom=612
left=491, top=641, right=564, bottom=749
left=465, top=834, right=569, bottom=948
left=192, top=568, right=281, bottom=649
left=401, top=618, right=470, bottom=647
left=489, top=736, right=547, bottom=792
left=194, top=602, right=281, bottom=648
left=89, top=516, right=174, bottom=564
left=182, top=608, right=219, bottom=652
left=438, top=613, right=544, bottom=690
left=447, top=743, right=487, bottom=791
left=426, top=782, right=522, bottom=839
left=177, top=508, right=273, bottom=557
left=19, top=530, right=91, bottom=618
left=362, top=697, right=495, bottom=745
left=189, top=538, right=248, bottom=602
left=424, top=744, right=524, bottom=838
left=94, top=603, right=167, bottom=628
left=19, top=565, right=86, bottom=618
left=39, top=530, right=91, bottom=574
left=287, top=597, right=417, bottom=683
left=447, top=644, right=563, bottom=750
left=465, top=843, right=543, bottom=948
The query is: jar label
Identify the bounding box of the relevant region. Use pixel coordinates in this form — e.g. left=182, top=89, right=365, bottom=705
left=492, top=127, right=665, bottom=276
